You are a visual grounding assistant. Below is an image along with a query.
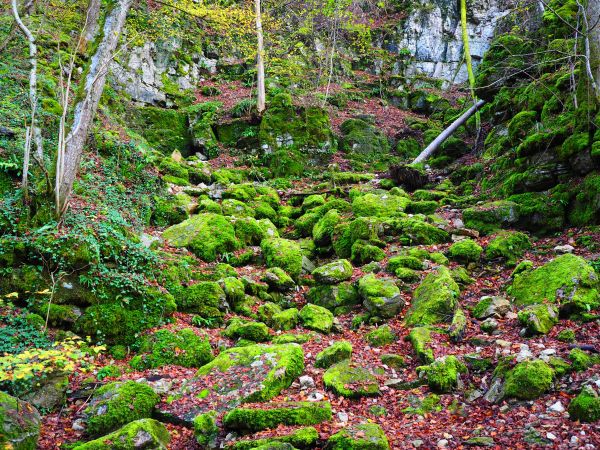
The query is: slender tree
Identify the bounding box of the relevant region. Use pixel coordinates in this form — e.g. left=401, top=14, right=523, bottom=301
left=255, top=0, right=266, bottom=113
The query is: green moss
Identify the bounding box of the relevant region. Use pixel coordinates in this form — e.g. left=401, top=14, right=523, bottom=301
left=380, top=354, right=406, bottom=369
left=568, top=348, right=597, bottom=372
left=351, top=240, right=386, bottom=264
left=396, top=138, right=421, bottom=159
left=221, top=277, right=246, bottom=306
left=222, top=199, right=254, bottom=217
left=163, top=213, right=241, bottom=262
left=263, top=268, right=295, bottom=291
left=73, top=418, right=170, bottom=450
left=271, top=333, right=313, bottom=344
left=306, top=282, right=360, bottom=314
left=358, top=273, right=403, bottom=319
left=312, top=259, right=353, bottom=284
left=407, top=327, right=434, bottom=364
left=223, top=402, right=332, bottom=433
left=365, top=325, right=397, bottom=347
left=323, top=361, right=380, bottom=398
left=224, top=319, right=271, bottom=342
left=312, top=209, right=341, bottom=246
left=261, top=238, right=303, bottom=279
left=394, top=218, right=450, bottom=245
left=158, top=157, right=189, bottom=181
left=151, top=195, right=189, bottom=227
left=352, top=193, right=409, bottom=218
left=233, top=217, right=279, bottom=246
left=230, top=427, right=319, bottom=450
left=462, top=201, right=520, bottom=235
left=315, top=341, right=352, bottom=369
left=568, top=385, right=600, bottom=423
left=405, top=267, right=459, bottom=326
left=416, top=355, right=467, bottom=393
left=406, top=200, right=438, bottom=215
left=507, top=191, right=568, bottom=233
left=271, top=308, right=299, bottom=331
left=340, top=118, right=390, bottom=158
left=568, top=174, right=600, bottom=226
left=84, top=381, right=160, bottom=436
left=485, top=231, right=531, bottom=265
left=387, top=255, right=424, bottom=272
left=299, top=304, right=334, bottom=334
left=129, top=106, right=193, bottom=155
left=508, top=111, right=538, bottom=143
left=557, top=329, right=576, bottom=343
left=509, top=254, right=599, bottom=312
left=0, top=391, right=41, bottom=450
left=517, top=304, right=558, bottom=335
left=503, top=360, right=554, bottom=400
left=447, top=239, right=483, bottom=263
left=326, top=423, right=390, bottom=450
left=193, top=411, right=218, bottom=447
left=177, top=281, right=226, bottom=313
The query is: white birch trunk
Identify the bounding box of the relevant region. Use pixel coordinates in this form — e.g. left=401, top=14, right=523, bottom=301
left=255, top=0, right=266, bottom=113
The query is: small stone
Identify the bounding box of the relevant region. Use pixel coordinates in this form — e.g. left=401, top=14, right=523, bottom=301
left=547, top=432, right=557, bottom=440
left=516, top=345, right=534, bottom=362
left=480, top=318, right=498, bottom=333
left=412, top=439, right=424, bottom=448
left=299, top=375, right=315, bottom=389
left=337, top=411, right=349, bottom=423
left=505, top=312, right=518, bottom=320
left=72, top=418, right=85, bottom=431
left=548, top=401, right=565, bottom=413
left=437, top=438, right=448, bottom=448
left=495, top=339, right=511, bottom=348
left=307, top=392, right=324, bottom=402
left=554, top=244, right=574, bottom=254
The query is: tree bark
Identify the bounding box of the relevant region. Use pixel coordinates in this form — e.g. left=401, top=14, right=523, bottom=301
left=586, top=0, right=600, bottom=100
left=255, top=0, right=266, bottom=113
left=83, top=0, right=102, bottom=47
left=56, top=0, right=133, bottom=215
left=412, top=99, right=485, bottom=164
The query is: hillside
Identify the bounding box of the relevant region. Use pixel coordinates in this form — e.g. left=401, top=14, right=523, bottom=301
left=1, top=0, right=600, bottom=449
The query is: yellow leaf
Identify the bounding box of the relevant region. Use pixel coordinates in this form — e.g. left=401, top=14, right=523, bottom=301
left=35, top=288, right=51, bottom=295
left=4, top=292, right=19, bottom=298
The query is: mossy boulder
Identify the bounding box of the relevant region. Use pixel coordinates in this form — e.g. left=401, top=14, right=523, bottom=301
left=224, top=319, right=271, bottom=342
left=358, top=274, right=404, bottom=319
left=222, top=402, right=332, bottom=433
left=381, top=354, right=406, bottom=369
left=271, top=308, right=300, bottom=331
left=326, top=423, right=390, bottom=450
left=323, top=361, right=380, bottom=398
left=568, top=173, right=600, bottom=226
left=509, top=254, right=599, bottom=313
left=129, top=106, right=193, bottom=155
left=352, top=193, right=409, bottom=218
left=313, top=209, right=341, bottom=246
left=462, top=201, right=520, bottom=234
left=177, top=281, right=227, bottom=314
left=72, top=418, right=170, bottom=450
left=312, top=259, right=353, bottom=284
left=351, top=240, right=386, bottom=264
left=503, top=360, right=554, bottom=400
left=131, top=328, right=213, bottom=369
left=315, top=341, right=353, bottom=369
left=193, top=411, right=219, bottom=448
left=261, top=238, right=304, bottom=279
left=306, top=282, right=360, bottom=314
left=568, top=385, right=600, bottom=423
left=447, top=239, right=483, bottom=263
left=416, top=355, right=467, bottom=393
left=405, top=267, right=460, bottom=326
left=221, top=277, right=246, bottom=306
left=568, top=348, right=597, bottom=372
left=230, top=427, right=319, bottom=450
left=222, top=199, right=254, bottom=217
left=365, top=325, right=397, bottom=347
left=83, top=381, right=160, bottom=436
left=394, top=218, right=450, bottom=245
left=472, top=296, right=511, bottom=319
left=340, top=118, right=390, bottom=157
left=518, top=304, right=559, bottom=335
left=387, top=255, right=424, bottom=272
left=163, top=213, right=240, bottom=262
left=299, top=304, right=334, bottom=333
left=263, top=267, right=296, bottom=291
left=0, top=391, right=41, bottom=450
left=485, top=231, right=531, bottom=265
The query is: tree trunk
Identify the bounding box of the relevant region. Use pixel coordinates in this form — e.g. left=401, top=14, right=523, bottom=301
left=56, top=0, right=133, bottom=215
left=83, top=0, right=102, bottom=47
left=412, top=99, right=485, bottom=164
left=586, top=0, right=600, bottom=100
left=255, top=0, right=266, bottom=113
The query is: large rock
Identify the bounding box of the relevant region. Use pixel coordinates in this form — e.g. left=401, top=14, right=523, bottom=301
left=517, top=304, right=559, bottom=335
left=312, top=259, right=353, bottom=284
left=509, top=254, right=599, bottom=313
left=569, top=385, right=600, bottom=423
left=326, top=423, right=390, bottom=450
left=323, top=361, right=380, bottom=398
left=340, top=118, right=390, bottom=156
left=0, top=391, right=41, bottom=450
left=462, top=201, right=520, bottom=235
left=306, top=282, right=360, bottom=315
left=405, top=267, right=460, bottom=326
left=261, top=238, right=304, bottom=279
left=299, top=304, right=334, bottom=334
left=358, top=274, right=404, bottom=319
left=21, top=371, right=69, bottom=411
left=157, top=344, right=304, bottom=425
left=73, top=418, right=170, bottom=450
left=352, top=192, right=410, bottom=218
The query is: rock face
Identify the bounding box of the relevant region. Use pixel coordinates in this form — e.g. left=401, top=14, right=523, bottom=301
left=379, top=0, right=510, bottom=85
left=0, top=391, right=41, bottom=450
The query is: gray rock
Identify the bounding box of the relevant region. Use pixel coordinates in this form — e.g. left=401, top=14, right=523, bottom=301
left=299, top=375, right=315, bottom=389
left=554, top=244, right=575, bottom=254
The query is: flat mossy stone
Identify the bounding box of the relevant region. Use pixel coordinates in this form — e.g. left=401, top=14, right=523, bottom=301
left=365, top=325, right=397, bottom=347
left=315, top=341, right=353, bottom=369
left=222, top=401, right=332, bottom=433
left=387, top=255, right=424, bottom=272
left=509, top=254, right=599, bottom=312
left=380, top=354, right=406, bottom=369
left=263, top=267, right=296, bottom=291
left=326, top=423, right=390, bottom=450
left=405, top=267, right=459, bottom=326
left=447, top=239, right=483, bottom=263
left=0, top=391, right=41, bottom=450
left=83, top=381, right=160, bottom=436
left=230, top=427, right=319, bottom=450
left=163, top=213, right=240, bottom=262
left=299, top=304, right=334, bottom=334
left=407, top=327, right=434, bottom=363
left=462, top=201, right=520, bottom=234
left=312, top=259, right=353, bottom=284
left=568, top=385, right=600, bottom=423
left=223, top=319, right=271, bottom=342
left=416, top=355, right=467, bottom=393
left=485, top=231, right=531, bottom=265
left=306, top=282, right=360, bottom=314
left=394, top=218, right=450, bottom=245
left=517, top=304, right=559, bottom=335
left=358, top=274, right=404, bottom=319
left=323, top=360, right=380, bottom=398
left=72, top=418, right=170, bottom=450
left=261, top=238, right=304, bottom=279
left=352, top=193, right=409, bottom=218
left=503, top=360, right=554, bottom=400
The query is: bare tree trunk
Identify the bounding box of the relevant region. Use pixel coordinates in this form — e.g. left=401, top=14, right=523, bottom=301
left=56, top=0, right=133, bottom=215
left=12, top=0, right=37, bottom=200
left=255, top=0, right=266, bottom=113
left=83, top=0, right=102, bottom=47
left=586, top=0, right=600, bottom=101
left=412, top=99, right=485, bottom=164
left=577, top=0, right=600, bottom=100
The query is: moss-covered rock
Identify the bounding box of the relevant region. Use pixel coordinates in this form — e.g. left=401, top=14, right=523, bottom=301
left=358, top=274, right=404, bottom=319
left=163, top=213, right=240, bottom=262
left=518, top=304, right=559, bottom=335
left=323, top=361, right=380, bottom=398
left=73, top=418, right=170, bottom=450
left=223, top=401, right=332, bottom=433
left=312, top=259, right=353, bottom=284
left=129, top=106, right=193, bottom=155
left=407, top=326, right=434, bottom=363
left=315, top=341, right=353, bottom=369
left=351, top=240, right=386, bottom=264
left=222, top=199, right=254, bottom=217
left=503, top=360, right=554, bottom=400
left=261, top=238, right=304, bottom=279
left=192, top=411, right=219, bottom=448
left=568, top=173, right=600, bottom=226
left=352, top=193, right=409, bottom=218
left=485, top=231, right=531, bottom=265
left=83, top=381, right=160, bottom=436
left=299, top=304, right=334, bottom=334
left=0, top=391, right=41, bottom=450
left=313, top=209, right=341, bottom=246
left=557, top=328, right=576, bottom=343
left=387, top=255, right=424, bottom=272
left=365, top=325, right=397, bottom=347
left=509, top=254, right=599, bottom=313
left=271, top=308, right=300, bottom=331
left=263, top=267, right=296, bottom=291
left=462, top=201, right=520, bottom=234
left=394, top=218, right=450, bottom=245
left=447, top=239, right=483, bottom=263
left=568, top=348, right=597, bottom=372
left=177, top=281, right=227, bottom=314
left=224, top=319, right=271, bottom=342
left=230, top=427, right=319, bottom=450
left=326, top=423, right=390, bottom=450
left=340, top=118, right=390, bottom=157
left=568, top=385, right=600, bottom=423
left=380, top=353, right=406, bottom=369
left=472, top=296, right=511, bottom=319
left=306, top=282, right=360, bottom=314
left=405, top=267, right=460, bottom=326
left=416, top=355, right=467, bottom=393
left=221, top=277, right=246, bottom=306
